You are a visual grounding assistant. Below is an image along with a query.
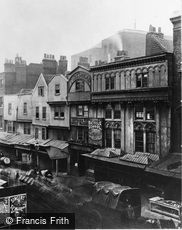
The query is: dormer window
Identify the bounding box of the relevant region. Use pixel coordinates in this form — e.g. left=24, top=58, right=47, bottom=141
left=38, top=86, right=44, bottom=96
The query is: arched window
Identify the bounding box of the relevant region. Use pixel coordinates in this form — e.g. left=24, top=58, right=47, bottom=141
left=105, top=73, right=115, bottom=90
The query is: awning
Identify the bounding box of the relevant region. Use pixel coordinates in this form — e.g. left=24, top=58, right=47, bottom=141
left=43, top=140, right=69, bottom=159
left=145, top=153, right=182, bottom=179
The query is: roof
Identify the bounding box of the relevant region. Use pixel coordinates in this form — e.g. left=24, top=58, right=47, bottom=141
left=83, top=153, right=146, bottom=169
left=152, top=34, right=173, bottom=53
left=145, top=153, right=182, bottom=179
left=90, top=148, right=120, bottom=158
left=43, top=139, right=68, bottom=150
left=18, top=89, right=33, bottom=95
left=120, top=152, right=159, bottom=165
left=43, top=74, right=55, bottom=85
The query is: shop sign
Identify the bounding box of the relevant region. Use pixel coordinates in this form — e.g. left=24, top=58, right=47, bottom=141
left=88, top=119, right=103, bottom=147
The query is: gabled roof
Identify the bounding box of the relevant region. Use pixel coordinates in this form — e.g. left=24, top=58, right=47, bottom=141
left=68, top=65, right=90, bottom=76
left=43, top=74, right=56, bottom=85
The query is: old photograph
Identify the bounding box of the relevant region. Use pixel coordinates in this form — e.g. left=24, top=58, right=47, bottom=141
left=0, top=0, right=181, bottom=229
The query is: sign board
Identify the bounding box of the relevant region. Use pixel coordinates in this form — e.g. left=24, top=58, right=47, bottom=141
left=88, top=118, right=103, bottom=147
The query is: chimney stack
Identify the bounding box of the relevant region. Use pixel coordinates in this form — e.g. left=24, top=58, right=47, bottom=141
left=57, top=55, right=68, bottom=75
left=42, top=53, right=57, bottom=74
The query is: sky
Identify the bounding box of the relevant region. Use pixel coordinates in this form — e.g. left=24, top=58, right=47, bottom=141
left=0, top=0, right=181, bottom=71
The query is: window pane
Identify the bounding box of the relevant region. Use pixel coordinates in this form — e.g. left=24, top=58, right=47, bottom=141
left=114, top=104, right=120, bottom=119
left=135, top=131, right=143, bottom=152
left=105, top=77, right=110, bottom=90
left=114, top=129, right=121, bottom=148
left=42, top=128, right=46, bottom=140
left=35, top=128, right=39, bottom=139
left=54, top=107, right=59, bottom=118
left=110, top=77, right=115, bottom=89
left=146, top=132, right=155, bottom=154
left=106, top=129, right=112, bottom=147
left=136, top=74, right=142, bottom=87
left=55, top=84, right=60, bottom=95
left=105, top=109, right=112, bottom=119
left=146, top=107, right=155, bottom=120
left=135, top=106, right=144, bottom=120
left=84, top=105, right=88, bottom=117
left=77, top=128, right=83, bottom=141
left=142, top=73, right=148, bottom=87
left=23, top=103, right=27, bottom=115
left=77, top=105, right=83, bottom=116
left=36, top=107, right=39, bottom=119
left=42, top=107, right=46, bottom=119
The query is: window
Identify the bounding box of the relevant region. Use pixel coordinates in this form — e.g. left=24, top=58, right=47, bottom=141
left=0, top=116, right=3, bottom=128
left=110, top=77, right=115, bottom=89
left=38, top=86, right=44, bottom=96
left=36, top=106, right=39, bottom=119
left=23, top=103, right=27, bottom=115
left=24, top=123, right=31, bottom=134
left=75, top=80, right=84, bottom=91
left=77, top=105, right=83, bottom=116
left=105, top=104, right=112, bottom=119
left=135, top=131, right=144, bottom=152
left=114, top=104, right=120, bottom=119
left=0, top=97, right=3, bottom=107
left=0, top=79, right=3, bottom=88
left=42, top=127, right=47, bottom=140
left=54, top=107, right=65, bottom=119
left=55, top=84, right=60, bottom=95
left=77, top=105, right=88, bottom=117
left=135, top=106, right=144, bottom=120
left=42, top=107, right=46, bottom=120
left=136, top=72, right=148, bottom=88
left=106, top=129, right=112, bottom=147
left=7, top=121, right=14, bottom=133
left=35, top=127, right=39, bottom=139
left=135, top=131, right=156, bottom=153
left=8, top=103, right=12, bottom=115
left=114, top=129, right=121, bottom=148
left=135, top=106, right=155, bottom=121
left=105, top=77, right=110, bottom=90
left=146, top=132, right=155, bottom=154
left=105, top=76, right=115, bottom=90
left=84, top=105, right=88, bottom=117
left=146, top=107, right=155, bottom=120
left=77, top=127, right=88, bottom=143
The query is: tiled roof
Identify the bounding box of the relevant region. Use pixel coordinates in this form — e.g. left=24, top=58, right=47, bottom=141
left=18, top=89, right=33, bottom=95
left=90, top=148, right=120, bottom=158
left=44, top=139, right=68, bottom=150
left=120, top=152, right=159, bottom=165
left=43, top=74, right=55, bottom=85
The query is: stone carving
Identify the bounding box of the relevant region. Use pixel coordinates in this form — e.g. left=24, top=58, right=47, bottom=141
left=105, top=121, right=121, bottom=129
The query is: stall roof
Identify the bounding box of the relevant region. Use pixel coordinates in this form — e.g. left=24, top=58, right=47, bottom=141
left=145, top=153, right=182, bottom=179
left=43, top=139, right=69, bottom=150
left=90, top=148, right=120, bottom=158
left=83, top=153, right=146, bottom=169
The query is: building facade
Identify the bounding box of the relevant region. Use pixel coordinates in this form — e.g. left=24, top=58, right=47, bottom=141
left=17, top=89, right=33, bottom=135
left=4, top=94, right=18, bottom=133
left=90, top=52, right=173, bottom=158
left=47, top=74, right=70, bottom=140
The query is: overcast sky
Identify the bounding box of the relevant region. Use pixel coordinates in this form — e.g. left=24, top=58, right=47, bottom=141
left=0, top=0, right=181, bottom=71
